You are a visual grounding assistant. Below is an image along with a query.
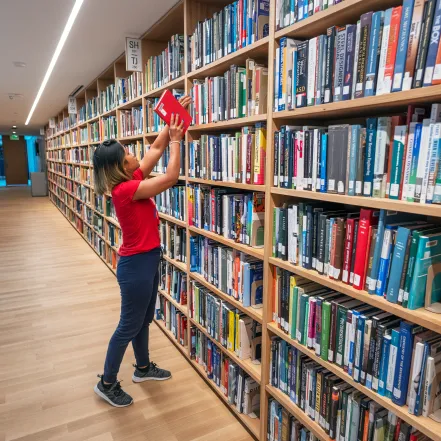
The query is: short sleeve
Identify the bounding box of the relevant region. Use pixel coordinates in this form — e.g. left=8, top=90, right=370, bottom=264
left=113, top=179, right=141, bottom=204
left=132, top=168, right=144, bottom=180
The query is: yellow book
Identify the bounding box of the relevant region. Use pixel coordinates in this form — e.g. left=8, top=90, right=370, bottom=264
left=228, top=310, right=235, bottom=351
left=235, top=312, right=240, bottom=355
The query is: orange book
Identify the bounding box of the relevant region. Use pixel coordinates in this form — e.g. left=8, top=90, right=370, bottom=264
left=383, top=7, right=402, bottom=93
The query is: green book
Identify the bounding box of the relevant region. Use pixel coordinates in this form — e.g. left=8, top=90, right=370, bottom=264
left=303, top=297, right=310, bottom=346
left=297, top=294, right=309, bottom=344
left=272, top=208, right=279, bottom=257
left=321, top=301, right=332, bottom=361
left=335, top=304, right=348, bottom=368
left=239, top=68, right=246, bottom=118
left=289, top=278, right=298, bottom=339
left=388, top=125, right=407, bottom=199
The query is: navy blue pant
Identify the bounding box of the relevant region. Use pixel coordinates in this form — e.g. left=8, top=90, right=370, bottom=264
left=103, top=247, right=161, bottom=383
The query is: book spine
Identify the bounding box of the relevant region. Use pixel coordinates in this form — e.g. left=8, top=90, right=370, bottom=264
left=354, top=12, right=373, bottom=98
left=324, top=27, right=336, bottom=103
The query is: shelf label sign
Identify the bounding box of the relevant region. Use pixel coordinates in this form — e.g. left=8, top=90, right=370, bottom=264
left=125, top=37, right=142, bottom=72
left=49, top=118, right=56, bottom=128
left=40, top=128, right=45, bottom=135
left=68, top=96, right=77, bottom=114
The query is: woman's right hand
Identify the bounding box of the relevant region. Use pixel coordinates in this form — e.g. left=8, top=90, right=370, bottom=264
left=169, top=113, right=185, bottom=143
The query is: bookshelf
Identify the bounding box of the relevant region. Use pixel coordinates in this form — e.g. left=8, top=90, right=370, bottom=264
left=45, top=0, right=441, bottom=440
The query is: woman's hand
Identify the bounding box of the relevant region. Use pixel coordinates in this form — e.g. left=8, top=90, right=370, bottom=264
left=178, top=95, right=192, bottom=109
left=169, top=113, right=185, bottom=142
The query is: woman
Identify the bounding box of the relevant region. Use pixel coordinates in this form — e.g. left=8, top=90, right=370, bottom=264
left=92, top=95, right=191, bottom=407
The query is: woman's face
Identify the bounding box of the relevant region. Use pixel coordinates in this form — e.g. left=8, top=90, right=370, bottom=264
left=123, top=147, right=140, bottom=173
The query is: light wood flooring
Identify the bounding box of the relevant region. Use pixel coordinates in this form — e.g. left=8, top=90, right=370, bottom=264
left=0, top=188, right=253, bottom=441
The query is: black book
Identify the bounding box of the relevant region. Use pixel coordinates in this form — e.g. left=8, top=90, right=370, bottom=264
left=327, top=125, right=350, bottom=194
left=324, top=27, right=336, bottom=103
left=295, top=41, right=309, bottom=108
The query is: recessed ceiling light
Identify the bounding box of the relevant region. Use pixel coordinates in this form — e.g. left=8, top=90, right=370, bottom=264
left=25, top=0, right=84, bottom=126
left=12, top=125, right=17, bottom=129
left=13, top=61, right=26, bottom=68
left=12, top=131, right=16, bottom=134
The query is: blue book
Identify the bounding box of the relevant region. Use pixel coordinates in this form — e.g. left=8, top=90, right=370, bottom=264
left=392, top=0, right=415, bottom=91
left=342, top=24, right=357, bottom=101
left=348, top=312, right=360, bottom=376
left=392, top=321, right=418, bottom=406
left=320, top=133, right=328, bottom=192
left=424, top=0, right=441, bottom=86
left=250, top=262, right=264, bottom=306
left=354, top=315, right=366, bottom=382
left=292, top=50, right=298, bottom=111
left=278, top=38, right=287, bottom=111
left=190, top=236, right=200, bottom=272
left=247, top=0, right=253, bottom=45
left=375, top=225, right=396, bottom=296
left=386, top=328, right=400, bottom=399
left=348, top=125, right=361, bottom=196
left=242, top=0, right=247, bottom=48
left=298, top=0, right=305, bottom=21
left=365, top=11, right=384, bottom=97
left=386, top=226, right=412, bottom=303
left=242, top=262, right=251, bottom=306
left=363, top=118, right=377, bottom=197
left=378, top=334, right=391, bottom=396
left=256, top=0, right=269, bottom=38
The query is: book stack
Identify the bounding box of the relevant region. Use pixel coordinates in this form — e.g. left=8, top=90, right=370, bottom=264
left=159, top=296, right=188, bottom=347
left=155, top=185, right=186, bottom=221
left=116, top=71, right=142, bottom=105
left=89, top=121, right=100, bottom=143
left=68, top=148, right=80, bottom=164
left=191, top=327, right=261, bottom=418
left=190, top=282, right=262, bottom=362
left=86, top=96, right=99, bottom=119
left=78, top=104, right=87, bottom=124
left=273, top=105, right=441, bottom=204
left=187, top=185, right=265, bottom=248
left=190, top=62, right=268, bottom=124
left=99, top=83, right=116, bottom=113
left=189, top=0, right=270, bottom=71
left=272, top=206, right=441, bottom=310
left=99, top=116, right=117, bottom=141
left=146, top=140, right=185, bottom=176
left=160, top=221, right=187, bottom=263
left=275, top=2, right=441, bottom=110
left=159, top=259, right=187, bottom=306
left=120, top=106, right=143, bottom=137
left=188, top=124, right=267, bottom=185
left=145, top=34, right=185, bottom=92
left=189, top=235, right=263, bottom=308
left=79, top=127, right=88, bottom=144
left=123, top=140, right=145, bottom=162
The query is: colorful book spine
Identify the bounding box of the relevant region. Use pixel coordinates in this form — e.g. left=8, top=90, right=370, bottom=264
left=365, top=12, right=384, bottom=97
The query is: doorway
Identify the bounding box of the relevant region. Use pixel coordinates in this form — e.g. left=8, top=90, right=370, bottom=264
left=3, top=137, right=28, bottom=185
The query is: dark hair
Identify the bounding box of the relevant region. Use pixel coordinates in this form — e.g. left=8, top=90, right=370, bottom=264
left=93, top=139, right=129, bottom=195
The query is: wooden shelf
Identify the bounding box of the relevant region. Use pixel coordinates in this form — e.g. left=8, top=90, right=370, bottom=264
left=271, top=187, right=441, bottom=216
left=189, top=317, right=261, bottom=384
left=267, top=322, right=441, bottom=441
left=150, top=171, right=186, bottom=181
left=273, top=85, right=441, bottom=120
left=118, top=134, right=144, bottom=143
left=188, top=225, right=264, bottom=260
left=189, top=271, right=263, bottom=323
left=266, top=385, right=330, bottom=441
left=100, top=108, right=117, bottom=117
left=117, top=95, right=143, bottom=110
left=158, top=212, right=186, bottom=227
left=188, top=177, right=264, bottom=192
left=188, top=37, right=269, bottom=80
left=154, top=318, right=189, bottom=358
left=105, top=215, right=120, bottom=228
left=158, top=287, right=188, bottom=316
left=189, top=114, right=267, bottom=132
left=269, top=256, right=441, bottom=334
left=144, top=76, right=185, bottom=98
left=145, top=131, right=160, bottom=138
left=162, top=253, right=187, bottom=273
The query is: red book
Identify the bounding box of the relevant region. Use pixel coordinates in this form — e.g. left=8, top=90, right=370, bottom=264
left=352, top=209, right=378, bottom=290
left=154, top=89, right=192, bottom=133
left=223, top=358, right=229, bottom=396
left=383, top=7, right=402, bottom=93
left=342, top=217, right=357, bottom=284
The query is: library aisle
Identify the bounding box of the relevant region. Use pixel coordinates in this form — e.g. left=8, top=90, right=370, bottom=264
left=0, top=188, right=253, bottom=441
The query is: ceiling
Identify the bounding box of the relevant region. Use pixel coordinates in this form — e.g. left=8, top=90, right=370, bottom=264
left=0, top=0, right=179, bottom=136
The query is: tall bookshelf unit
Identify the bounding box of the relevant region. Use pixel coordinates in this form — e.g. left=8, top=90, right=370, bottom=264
left=45, top=0, right=441, bottom=439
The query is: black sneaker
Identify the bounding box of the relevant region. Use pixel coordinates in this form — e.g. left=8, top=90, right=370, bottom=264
left=93, top=375, right=133, bottom=407
left=132, top=362, right=172, bottom=383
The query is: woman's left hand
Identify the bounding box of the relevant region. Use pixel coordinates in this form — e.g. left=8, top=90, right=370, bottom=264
left=178, top=95, right=192, bottom=109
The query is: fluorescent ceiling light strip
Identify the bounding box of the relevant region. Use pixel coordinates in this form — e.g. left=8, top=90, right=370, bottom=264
left=25, top=0, right=84, bottom=125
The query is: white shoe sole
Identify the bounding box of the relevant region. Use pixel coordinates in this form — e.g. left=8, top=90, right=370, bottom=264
left=132, top=374, right=172, bottom=383
left=93, top=384, right=133, bottom=407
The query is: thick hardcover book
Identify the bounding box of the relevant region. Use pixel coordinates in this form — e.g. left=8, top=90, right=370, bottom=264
left=388, top=124, right=408, bottom=198
left=354, top=12, right=373, bottom=98
left=342, top=24, right=357, bottom=100
left=295, top=41, right=309, bottom=108
left=383, top=7, right=403, bottom=94
left=365, top=12, right=384, bottom=97
left=327, top=125, right=350, bottom=194
left=154, top=90, right=192, bottom=133
left=423, top=0, right=441, bottom=85
left=324, top=27, right=336, bottom=103
left=334, top=26, right=347, bottom=102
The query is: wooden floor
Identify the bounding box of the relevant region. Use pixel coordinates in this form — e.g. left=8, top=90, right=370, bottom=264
left=0, top=188, right=253, bottom=441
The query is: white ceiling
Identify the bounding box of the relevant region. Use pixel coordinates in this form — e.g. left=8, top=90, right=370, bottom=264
left=0, top=0, right=180, bottom=136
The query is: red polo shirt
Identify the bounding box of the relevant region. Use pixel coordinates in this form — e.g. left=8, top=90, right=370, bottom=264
left=112, top=168, right=160, bottom=256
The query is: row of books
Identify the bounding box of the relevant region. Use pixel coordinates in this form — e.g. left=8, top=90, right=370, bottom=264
left=275, top=0, right=441, bottom=111
left=69, top=113, right=77, bottom=130
left=107, top=223, right=121, bottom=248
left=273, top=105, right=441, bottom=204
left=99, top=83, right=116, bottom=113
left=67, top=147, right=90, bottom=164
left=154, top=185, right=186, bottom=222
left=157, top=296, right=188, bottom=347
left=144, top=34, right=184, bottom=92
left=94, top=194, right=104, bottom=214
left=99, top=116, right=117, bottom=141
left=87, top=96, right=99, bottom=120
left=188, top=124, right=267, bottom=185
left=159, top=260, right=187, bottom=306
left=78, top=104, right=87, bottom=124
left=148, top=140, right=185, bottom=176
left=188, top=0, right=269, bottom=71
left=123, top=140, right=145, bottom=162
left=116, top=72, right=142, bottom=105
left=120, top=107, right=143, bottom=138
left=159, top=221, right=187, bottom=263
left=105, top=197, right=117, bottom=221
left=187, top=185, right=265, bottom=248
left=190, top=328, right=261, bottom=418
left=75, top=184, right=90, bottom=205
left=189, top=235, right=263, bottom=308
left=189, top=61, right=268, bottom=124
left=79, top=127, right=88, bottom=144
left=88, top=122, right=99, bottom=143
left=273, top=205, right=441, bottom=311
left=190, top=281, right=262, bottom=363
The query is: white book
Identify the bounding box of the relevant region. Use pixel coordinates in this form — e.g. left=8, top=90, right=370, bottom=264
left=408, top=341, right=425, bottom=413
left=426, top=123, right=441, bottom=202
left=373, top=117, right=391, bottom=197
left=238, top=316, right=253, bottom=359
left=228, top=137, right=234, bottom=182
left=296, top=131, right=304, bottom=190
left=307, top=37, right=318, bottom=106
left=241, top=133, right=248, bottom=184
left=274, top=47, right=280, bottom=111
left=401, top=122, right=417, bottom=200
left=221, top=136, right=228, bottom=181
left=423, top=354, right=441, bottom=417
left=312, top=129, right=319, bottom=191
left=414, top=119, right=431, bottom=200
left=351, top=21, right=361, bottom=99
left=274, top=132, right=280, bottom=186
